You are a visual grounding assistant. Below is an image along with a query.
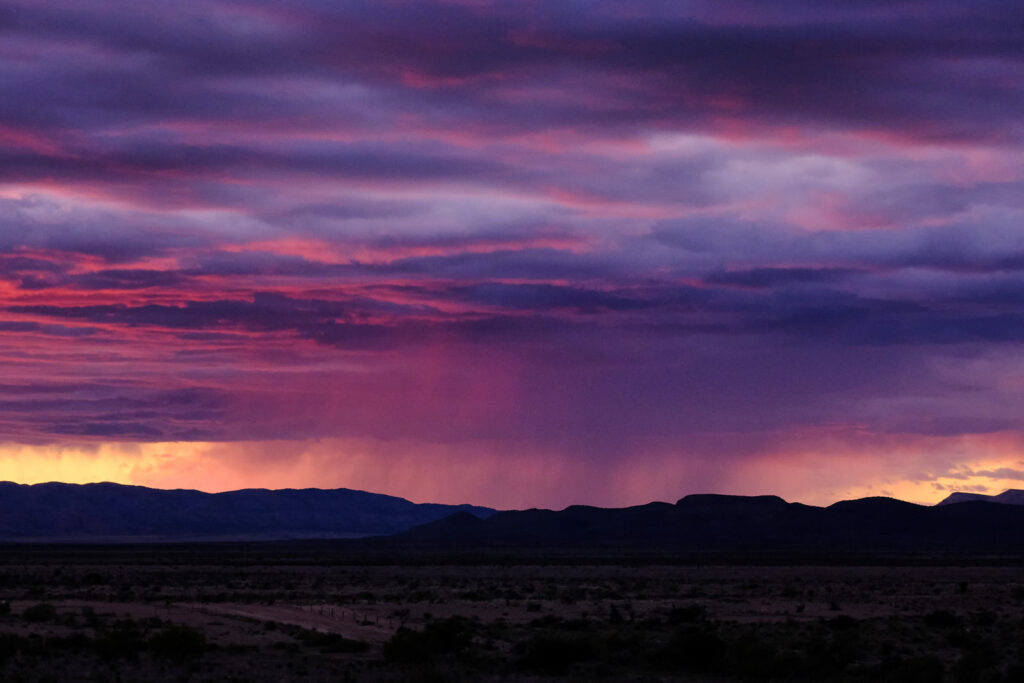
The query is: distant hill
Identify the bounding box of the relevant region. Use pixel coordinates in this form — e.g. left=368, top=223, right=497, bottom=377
left=8, top=483, right=1024, bottom=554
left=937, top=489, right=1024, bottom=506
left=391, top=493, right=1024, bottom=556
left=0, top=482, right=495, bottom=542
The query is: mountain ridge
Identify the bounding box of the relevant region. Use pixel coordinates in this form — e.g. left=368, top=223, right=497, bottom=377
left=389, top=492, right=1024, bottom=555
left=937, top=489, right=1024, bottom=506
left=5, top=483, right=1024, bottom=552
left=0, top=481, right=495, bottom=542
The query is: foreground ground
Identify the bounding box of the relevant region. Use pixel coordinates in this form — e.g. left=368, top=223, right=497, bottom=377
left=0, top=545, right=1023, bottom=681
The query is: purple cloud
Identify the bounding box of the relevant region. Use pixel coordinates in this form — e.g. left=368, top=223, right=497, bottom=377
left=0, top=0, right=1023, bottom=505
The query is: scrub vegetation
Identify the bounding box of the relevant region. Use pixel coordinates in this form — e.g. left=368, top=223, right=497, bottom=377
left=1, top=546, right=1023, bottom=681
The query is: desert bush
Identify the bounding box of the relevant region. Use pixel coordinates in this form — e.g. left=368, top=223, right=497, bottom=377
left=829, top=614, right=858, bottom=630
left=0, top=633, right=21, bottom=661
left=384, top=627, right=433, bottom=663
left=80, top=572, right=104, bottom=586
left=295, top=629, right=368, bottom=653
left=1005, top=662, right=1024, bottom=683
left=972, top=610, right=997, bottom=627
left=22, top=602, right=57, bottom=623
left=527, top=615, right=591, bottom=631
left=95, top=619, right=145, bottom=660
left=148, top=625, right=207, bottom=661
left=888, top=655, right=947, bottom=683
left=924, top=610, right=960, bottom=629
left=80, top=605, right=99, bottom=628
left=727, top=633, right=781, bottom=681
left=667, top=604, right=706, bottom=624
left=516, top=632, right=596, bottom=676
left=383, top=616, right=475, bottom=663
left=43, top=634, right=91, bottom=653
left=664, top=624, right=725, bottom=674
left=950, top=641, right=999, bottom=683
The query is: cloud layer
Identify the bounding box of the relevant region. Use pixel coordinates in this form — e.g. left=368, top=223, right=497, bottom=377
left=1, top=0, right=1023, bottom=505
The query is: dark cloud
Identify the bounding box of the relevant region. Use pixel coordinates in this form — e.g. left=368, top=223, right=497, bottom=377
left=704, top=267, right=862, bottom=288
left=13, top=270, right=1024, bottom=352
left=449, top=282, right=652, bottom=311
left=0, top=384, right=232, bottom=442
left=0, top=142, right=514, bottom=188
left=183, top=251, right=345, bottom=278
left=2, top=0, right=1024, bottom=490
left=2, top=0, right=1020, bottom=142
left=260, top=200, right=417, bottom=223
left=10, top=293, right=353, bottom=332
left=50, top=422, right=166, bottom=438
left=71, top=269, right=188, bottom=290
left=0, top=255, right=68, bottom=276
left=0, top=321, right=100, bottom=337
left=8, top=291, right=581, bottom=351
left=0, top=196, right=223, bottom=261
left=912, top=417, right=1016, bottom=437
left=974, top=468, right=1024, bottom=481
left=654, top=219, right=1024, bottom=274
left=377, top=248, right=622, bottom=281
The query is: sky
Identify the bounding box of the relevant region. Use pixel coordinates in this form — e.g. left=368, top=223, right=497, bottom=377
left=2, top=0, right=1024, bottom=508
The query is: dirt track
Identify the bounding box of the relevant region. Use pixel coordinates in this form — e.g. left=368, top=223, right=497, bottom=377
left=191, top=602, right=400, bottom=643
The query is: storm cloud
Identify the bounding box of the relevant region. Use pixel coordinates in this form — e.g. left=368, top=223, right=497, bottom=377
left=1, top=0, right=1023, bottom=506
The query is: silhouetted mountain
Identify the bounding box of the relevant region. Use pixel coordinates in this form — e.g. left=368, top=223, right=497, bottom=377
left=392, top=493, right=1024, bottom=556
left=937, top=489, right=1024, bottom=506
left=0, top=482, right=495, bottom=541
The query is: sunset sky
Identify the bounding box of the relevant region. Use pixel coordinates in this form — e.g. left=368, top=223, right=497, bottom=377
left=2, top=0, right=1024, bottom=508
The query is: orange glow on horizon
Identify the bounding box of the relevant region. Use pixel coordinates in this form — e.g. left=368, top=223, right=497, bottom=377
left=2, top=433, right=1023, bottom=510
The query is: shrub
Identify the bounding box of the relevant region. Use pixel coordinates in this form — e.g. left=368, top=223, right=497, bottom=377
left=383, top=616, right=475, bottom=663
left=1005, top=662, right=1024, bottom=683
left=517, top=632, right=596, bottom=676
left=727, top=633, right=780, bottom=681
left=828, top=614, right=858, bottom=631
left=951, top=641, right=999, bottom=683
left=667, top=604, right=706, bottom=624
left=891, top=655, right=946, bottom=683
left=609, top=604, right=625, bottom=623
left=924, top=610, right=959, bottom=629
left=665, top=625, right=725, bottom=674
left=384, top=628, right=432, bottom=663
left=0, top=633, right=21, bottom=661
left=22, top=602, right=57, bottom=623
left=149, top=625, right=207, bottom=661
left=95, top=620, right=145, bottom=660
left=295, top=629, right=368, bottom=653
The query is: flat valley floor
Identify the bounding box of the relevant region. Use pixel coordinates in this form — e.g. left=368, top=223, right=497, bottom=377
left=0, top=545, right=1022, bottom=682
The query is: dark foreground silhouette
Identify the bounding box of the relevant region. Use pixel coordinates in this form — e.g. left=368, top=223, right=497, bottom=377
left=1, top=547, right=1023, bottom=682
left=0, top=481, right=494, bottom=541
left=390, top=493, right=1024, bottom=558
left=938, top=488, right=1024, bottom=506
left=4, top=482, right=1024, bottom=559
left=1, top=488, right=1024, bottom=681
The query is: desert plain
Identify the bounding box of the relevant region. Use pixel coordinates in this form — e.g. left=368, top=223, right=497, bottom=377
left=0, top=544, right=1022, bottom=682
